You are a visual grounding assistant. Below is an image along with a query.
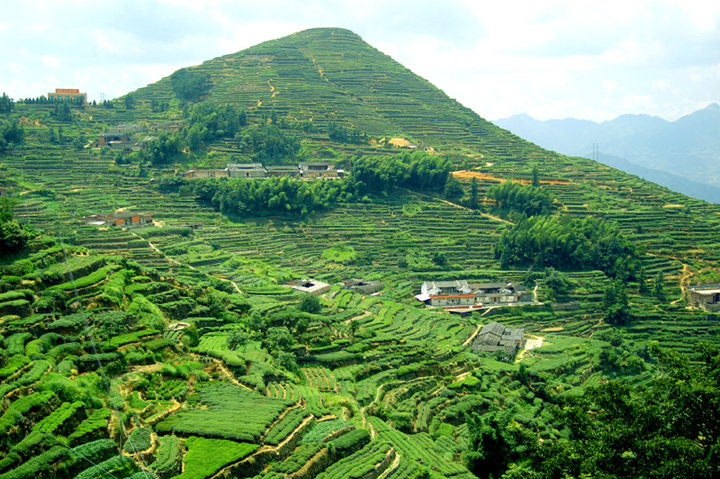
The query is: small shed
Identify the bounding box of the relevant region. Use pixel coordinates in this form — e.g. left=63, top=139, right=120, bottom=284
left=343, top=279, right=383, bottom=294
left=287, top=279, right=330, bottom=294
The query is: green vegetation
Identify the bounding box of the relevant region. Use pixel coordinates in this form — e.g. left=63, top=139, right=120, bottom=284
left=0, top=26, right=718, bottom=479
left=177, top=436, right=258, bottom=479
left=495, top=215, right=640, bottom=277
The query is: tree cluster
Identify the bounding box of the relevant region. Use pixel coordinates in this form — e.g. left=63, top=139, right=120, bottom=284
left=488, top=180, right=555, bottom=217
left=191, top=175, right=357, bottom=217
left=170, top=68, right=212, bottom=102
left=131, top=104, right=247, bottom=165
left=50, top=102, right=73, bottom=122
left=0, top=197, right=30, bottom=255
left=327, top=121, right=366, bottom=144
left=236, top=124, right=300, bottom=163
left=0, top=93, right=13, bottom=114
left=495, top=215, right=640, bottom=278
left=351, top=151, right=451, bottom=193
left=0, top=120, right=24, bottom=151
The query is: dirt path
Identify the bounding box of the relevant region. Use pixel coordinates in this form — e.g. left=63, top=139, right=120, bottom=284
left=515, top=335, right=544, bottom=363
left=209, top=414, right=315, bottom=479
left=403, top=188, right=512, bottom=224
left=671, top=262, right=692, bottom=305
left=377, top=450, right=402, bottom=479
left=344, top=310, right=371, bottom=324
left=462, top=323, right=483, bottom=347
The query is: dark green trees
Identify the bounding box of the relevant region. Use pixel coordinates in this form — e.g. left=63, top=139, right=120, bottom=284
left=0, top=93, right=13, bottom=114
left=488, top=180, right=554, bottom=217
left=0, top=197, right=30, bottom=255
left=603, top=279, right=631, bottom=325
left=495, top=216, right=639, bottom=278
left=0, top=120, right=24, bottom=151
left=170, top=68, right=212, bottom=102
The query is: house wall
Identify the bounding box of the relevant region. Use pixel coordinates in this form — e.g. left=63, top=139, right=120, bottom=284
left=429, top=295, right=475, bottom=307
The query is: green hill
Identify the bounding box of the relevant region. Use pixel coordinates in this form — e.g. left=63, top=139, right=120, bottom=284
left=131, top=27, right=538, bottom=160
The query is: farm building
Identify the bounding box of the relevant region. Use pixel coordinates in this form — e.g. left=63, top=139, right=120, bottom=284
left=266, top=165, right=301, bottom=177
left=689, top=284, right=720, bottom=312
left=82, top=212, right=153, bottom=228
left=227, top=163, right=267, bottom=178
left=473, top=282, right=532, bottom=304
left=287, top=279, right=331, bottom=294
left=343, top=278, right=383, bottom=294
left=416, top=280, right=476, bottom=308
left=47, top=88, right=87, bottom=104
left=472, top=322, right=525, bottom=356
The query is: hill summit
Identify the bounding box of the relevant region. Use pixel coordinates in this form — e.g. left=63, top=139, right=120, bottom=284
left=132, top=27, right=532, bottom=160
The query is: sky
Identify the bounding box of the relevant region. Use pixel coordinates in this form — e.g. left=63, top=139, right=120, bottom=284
left=1, top=0, right=719, bottom=122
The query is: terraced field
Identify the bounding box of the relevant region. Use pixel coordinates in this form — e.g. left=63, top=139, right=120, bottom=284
left=2, top=27, right=720, bottom=479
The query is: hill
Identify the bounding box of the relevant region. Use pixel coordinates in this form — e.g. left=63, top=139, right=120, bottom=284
left=130, top=27, right=544, bottom=161
left=496, top=104, right=720, bottom=201
left=0, top=27, right=719, bottom=479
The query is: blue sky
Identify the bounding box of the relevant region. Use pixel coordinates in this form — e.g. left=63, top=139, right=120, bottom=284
left=1, top=0, right=718, bottom=121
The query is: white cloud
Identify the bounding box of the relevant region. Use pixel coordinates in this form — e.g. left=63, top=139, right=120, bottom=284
left=652, top=79, right=670, bottom=90
left=41, top=56, right=59, bottom=68
left=0, top=0, right=719, bottom=120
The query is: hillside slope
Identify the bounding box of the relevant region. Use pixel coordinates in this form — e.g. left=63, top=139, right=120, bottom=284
left=131, top=27, right=544, bottom=161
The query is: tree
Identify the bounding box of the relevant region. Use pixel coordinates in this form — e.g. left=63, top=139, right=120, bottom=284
left=348, top=319, right=358, bottom=340
left=264, top=326, right=293, bottom=352
left=465, top=410, right=524, bottom=478
left=603, top=279, right=630, bottom=325
left=0, top=93, right=13, bottom=114
left=124, top=94, right=135, bottom=110
left=444, top=175, right=465, bottom=200
left=469, top=177, right=479, bottom=209
left=654, top=273, right=666, bottom=302
left=299, top=294, right=321, bottom=314
left=227, top=331, right=250, bottom=350
left=170, top=68, right=212, bottom=102
left=545, top=267, right=572, bottom=295
left=531, top=166, right=540, bottom=187
left=523, top=345, right=720, bottom=478
left=0, top=197, right=30, bottom=255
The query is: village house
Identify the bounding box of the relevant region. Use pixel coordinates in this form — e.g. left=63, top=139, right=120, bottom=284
left=227, top=163, right=267, bottom=178
left=471, top=322, right=525, bottom=356
left=300, top=161, right=339, bottom=178
left=183, top=169, right=230, bottom=179
left=287, top=279, right=331, bottom=294
left=689, top=284, right=720, bottom=312
left=473, top=282, right=532, bottom=305
left=47, top=88, right=87, bottom=104
left=416, top=280, right=476, bottom=308
left=97, top=124, right=144, bottom=149
left=266, top=165, right=301, bottom=177
left=82, top=212, right=153, bottom=228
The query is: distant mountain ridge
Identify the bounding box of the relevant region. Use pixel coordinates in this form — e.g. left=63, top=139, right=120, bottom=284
left=495, top=104, right=720, bottom=202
